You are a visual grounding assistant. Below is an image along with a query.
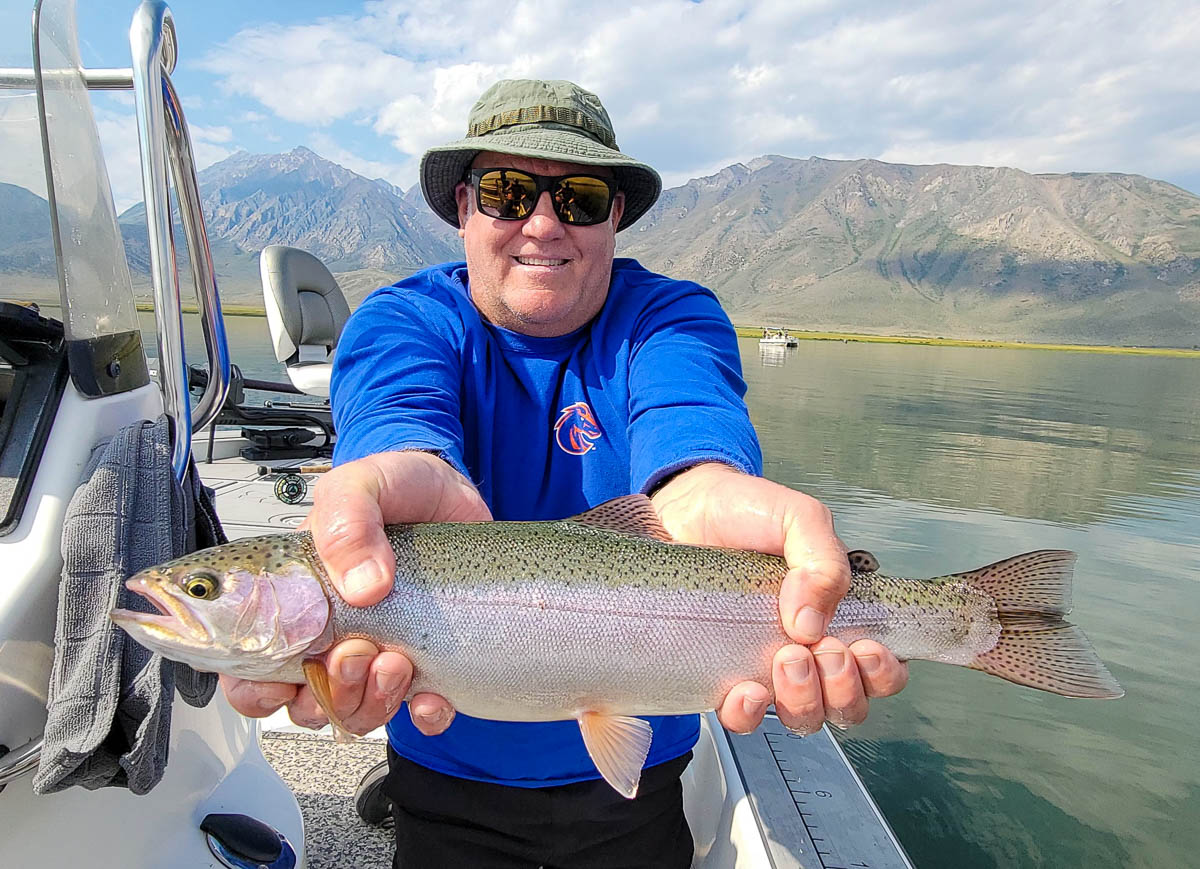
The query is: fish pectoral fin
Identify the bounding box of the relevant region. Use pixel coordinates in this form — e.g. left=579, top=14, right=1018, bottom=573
left=577, top=712, right=653, bottom=799
left=568, top=494, right=674, bottom=542
left=847, top=549, right=880, bottom=572
left=301, top=658, right=357, bottom=743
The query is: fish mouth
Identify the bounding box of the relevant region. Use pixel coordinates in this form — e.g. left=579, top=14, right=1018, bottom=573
left=110, top=573, right=212, bottom=645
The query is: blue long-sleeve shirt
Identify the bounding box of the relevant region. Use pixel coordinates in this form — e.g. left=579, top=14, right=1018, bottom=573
left=331, top=257, right=762, bottom=787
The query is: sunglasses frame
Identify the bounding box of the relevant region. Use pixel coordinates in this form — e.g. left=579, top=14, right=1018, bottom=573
left=466, top=168, right=619, bottom=226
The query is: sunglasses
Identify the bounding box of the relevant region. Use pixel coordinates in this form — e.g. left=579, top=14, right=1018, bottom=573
left=467, top=168, right=618, bottom=226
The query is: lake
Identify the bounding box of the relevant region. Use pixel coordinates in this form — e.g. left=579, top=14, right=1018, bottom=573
left=148, top=311, right=1200, bottom=869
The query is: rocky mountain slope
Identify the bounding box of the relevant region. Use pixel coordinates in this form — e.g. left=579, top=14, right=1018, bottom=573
left=116, top=147, right=461, bottom=298
left=4, top=148, right=1198, bottom=345
left=618, top=156, right=1200, bottom=344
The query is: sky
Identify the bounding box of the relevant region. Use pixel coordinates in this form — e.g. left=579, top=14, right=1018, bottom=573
left=5, top=0, right=1199, bottom=211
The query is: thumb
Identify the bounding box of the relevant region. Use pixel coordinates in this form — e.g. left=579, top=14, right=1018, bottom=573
left=308, top=458, right=397, bottom=607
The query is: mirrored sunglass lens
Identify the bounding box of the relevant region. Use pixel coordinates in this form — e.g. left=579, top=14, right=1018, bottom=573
left=554, top=177, right=611, bottom=224
left=478, top=171, right=537, bottom=219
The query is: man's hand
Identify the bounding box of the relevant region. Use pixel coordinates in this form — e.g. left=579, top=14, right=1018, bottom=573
left=220, top=451, right=488, bottom=735
left=651, top=463, right=908, bottom=735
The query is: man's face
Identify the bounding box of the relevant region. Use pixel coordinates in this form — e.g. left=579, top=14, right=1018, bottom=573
left=455, top=153, right=625, bottom=337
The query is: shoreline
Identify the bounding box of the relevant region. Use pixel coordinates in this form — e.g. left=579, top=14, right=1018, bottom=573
left=735, top=327, right=1200, bottom=358
left=133, top=305, right=1200, bottom=358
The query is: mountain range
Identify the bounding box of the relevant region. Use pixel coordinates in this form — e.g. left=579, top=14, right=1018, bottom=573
left=3, top=146, right=1198, bottom=346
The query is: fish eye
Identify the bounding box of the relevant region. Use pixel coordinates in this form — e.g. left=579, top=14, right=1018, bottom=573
left=184, top=572, right=220, bottom=600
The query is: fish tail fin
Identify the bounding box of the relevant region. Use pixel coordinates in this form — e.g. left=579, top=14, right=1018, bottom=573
left=954, top=550, right=1124, bottom=699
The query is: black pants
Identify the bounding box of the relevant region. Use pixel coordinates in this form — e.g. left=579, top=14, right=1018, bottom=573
left=385, top=746, right=694, bottom=869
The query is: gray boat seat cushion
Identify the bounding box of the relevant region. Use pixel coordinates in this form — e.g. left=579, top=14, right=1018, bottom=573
left=260, top=245, right=351, bottom=397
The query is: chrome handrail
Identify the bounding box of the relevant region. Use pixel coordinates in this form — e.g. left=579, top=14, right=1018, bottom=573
left=0, top=67, right=135, bottom=88
left=130, top=0, right=190, bottom=482
left=0, top=736, right=44, bottom=787
left=6, top=6, right=232, bottom=443
left=162, top=73, right=231, bottom=432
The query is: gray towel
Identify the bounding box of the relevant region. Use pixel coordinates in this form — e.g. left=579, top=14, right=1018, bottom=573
left=33, top=416, right=222, bottom=795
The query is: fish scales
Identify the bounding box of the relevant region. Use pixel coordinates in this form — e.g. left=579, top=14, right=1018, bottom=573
left=331, top=520, right=792, bottom=719
left=326, top=523, right=1000, bottom=719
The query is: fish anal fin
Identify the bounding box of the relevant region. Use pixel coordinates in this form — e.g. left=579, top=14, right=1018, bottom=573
left=569, top=495, right=673, bottom=543
left=301, top=658, right=358, bottom=743
left=847, top=549, right=879, bottom=573
left=577, top=711, right=653, bottom=799
left=969, top=616, right=1124, bottom=699
left=953, top=550, right=1076, bottom=616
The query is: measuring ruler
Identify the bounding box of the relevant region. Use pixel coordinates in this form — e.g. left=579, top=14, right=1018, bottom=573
left=725, top=714, right=914, bottom=869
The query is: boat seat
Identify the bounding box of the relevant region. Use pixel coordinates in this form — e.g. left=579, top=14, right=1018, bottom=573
left=260, top=245, right=350, bottom=397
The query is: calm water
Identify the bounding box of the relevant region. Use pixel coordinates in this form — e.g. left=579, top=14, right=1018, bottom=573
left=153, top=313, right=1200, bottom=868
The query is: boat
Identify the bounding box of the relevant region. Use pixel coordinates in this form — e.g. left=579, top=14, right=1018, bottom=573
left=760, top=328, right=799, bottom=347
left=0, top=2, right=912, bottom=865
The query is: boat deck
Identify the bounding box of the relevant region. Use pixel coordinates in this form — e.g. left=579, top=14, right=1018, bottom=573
left=195, top=430, right=912, bottom=869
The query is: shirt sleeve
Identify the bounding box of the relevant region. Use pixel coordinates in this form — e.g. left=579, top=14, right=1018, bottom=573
left=625, top=275, right=763, bottom=493
left=330, top=283, right=470, bottom=478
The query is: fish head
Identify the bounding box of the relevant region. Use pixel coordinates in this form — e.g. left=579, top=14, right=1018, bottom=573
left=110, top=534, right=332, bottom=681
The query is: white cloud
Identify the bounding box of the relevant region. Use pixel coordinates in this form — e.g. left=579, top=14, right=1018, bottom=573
left=196, top=0, right=1200, bottom=192
left=194, top=125, right=234, bottom=144
left=94, top=109, right=144, bottom=212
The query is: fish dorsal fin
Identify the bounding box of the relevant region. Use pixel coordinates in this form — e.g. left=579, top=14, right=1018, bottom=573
left=952, top=550, right=1075, bottom=616
left=577, top=711, right=654, bottom=799
left=848, top=549, right=880, bottom=572
left=302, top=658, right=356, bottom=744
left=569, top=494, right=674, bottom=542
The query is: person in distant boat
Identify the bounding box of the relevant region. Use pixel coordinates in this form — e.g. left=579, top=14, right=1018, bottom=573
left=221, top=78, right=907, bottom=868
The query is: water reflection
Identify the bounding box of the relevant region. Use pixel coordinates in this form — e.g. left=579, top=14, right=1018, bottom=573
left=740, top=338, right=1200, bottom=529
left=738, top=337, right=1200, bottom=869
left=757, top=343, right=789, bottom=368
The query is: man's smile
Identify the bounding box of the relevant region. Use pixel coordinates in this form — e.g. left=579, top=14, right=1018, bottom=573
left=514, top=256, right=570, bottom=267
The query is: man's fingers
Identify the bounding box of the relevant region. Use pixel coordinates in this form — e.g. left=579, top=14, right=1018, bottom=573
left=307, top=453, right=492, bottom=607
left=716, top=681, right=772, bottom=734
left=771, top=645, right=825, bottom=735
left=409, top=693, right=456, bottom=736
left=779, top=558, right=851, bottom=645
left=285, top=689, right=330, bottom=730
left=326, top=638, right=383, bottom=724
left=309, top=461, right=395, bottom=607
left=219, top=675, right=298, bottom=718
left=849, top=639, right=909, bottom=698
left=812, top=637, right=869, bottom=728
left=341, top=651, right=415, bottom=736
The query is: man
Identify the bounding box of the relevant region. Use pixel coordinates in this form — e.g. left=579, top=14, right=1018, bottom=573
left=223, top=79, right=907, bottom=867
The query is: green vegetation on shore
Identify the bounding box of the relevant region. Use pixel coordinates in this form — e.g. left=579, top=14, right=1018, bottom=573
left=734, top=327, right=1200, bottom=358
left=134, top=303, right=1198, bottom=357
left=136, top=302, right=266, bottom=317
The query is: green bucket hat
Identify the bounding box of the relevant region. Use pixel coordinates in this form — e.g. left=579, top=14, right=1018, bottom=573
left=420, top=79, right=661, bottom=232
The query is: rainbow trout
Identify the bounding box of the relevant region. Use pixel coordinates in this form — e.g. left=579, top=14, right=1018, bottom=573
left=111, top=494, right=1122, bottom=797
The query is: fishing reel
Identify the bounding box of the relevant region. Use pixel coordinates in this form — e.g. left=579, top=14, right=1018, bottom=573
left=273, top=474, right=308, bottom=505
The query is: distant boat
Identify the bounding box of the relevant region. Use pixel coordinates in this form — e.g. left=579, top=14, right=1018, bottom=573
left=759, top=328, right=798, bottom=347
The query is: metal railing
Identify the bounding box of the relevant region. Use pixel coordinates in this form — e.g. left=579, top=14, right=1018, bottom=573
left=0, top=0, right=231, bottom=786
left=130, top=0, right=231, bottom=481
left=0, top=0, right=231, bottom=484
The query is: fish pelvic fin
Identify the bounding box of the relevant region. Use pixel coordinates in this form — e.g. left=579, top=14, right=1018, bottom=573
left=301, top=658, right=358, bottom=743
left=577, top=712, right=653, bottom=799
left=954, top=550, right=1123, bottom=699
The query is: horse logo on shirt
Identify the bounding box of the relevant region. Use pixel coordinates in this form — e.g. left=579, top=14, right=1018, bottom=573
left=554, top=401, right=603, bottom=455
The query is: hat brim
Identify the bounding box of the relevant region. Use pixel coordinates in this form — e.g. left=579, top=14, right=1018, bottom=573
left=420, top=127, right=661, bottom=232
